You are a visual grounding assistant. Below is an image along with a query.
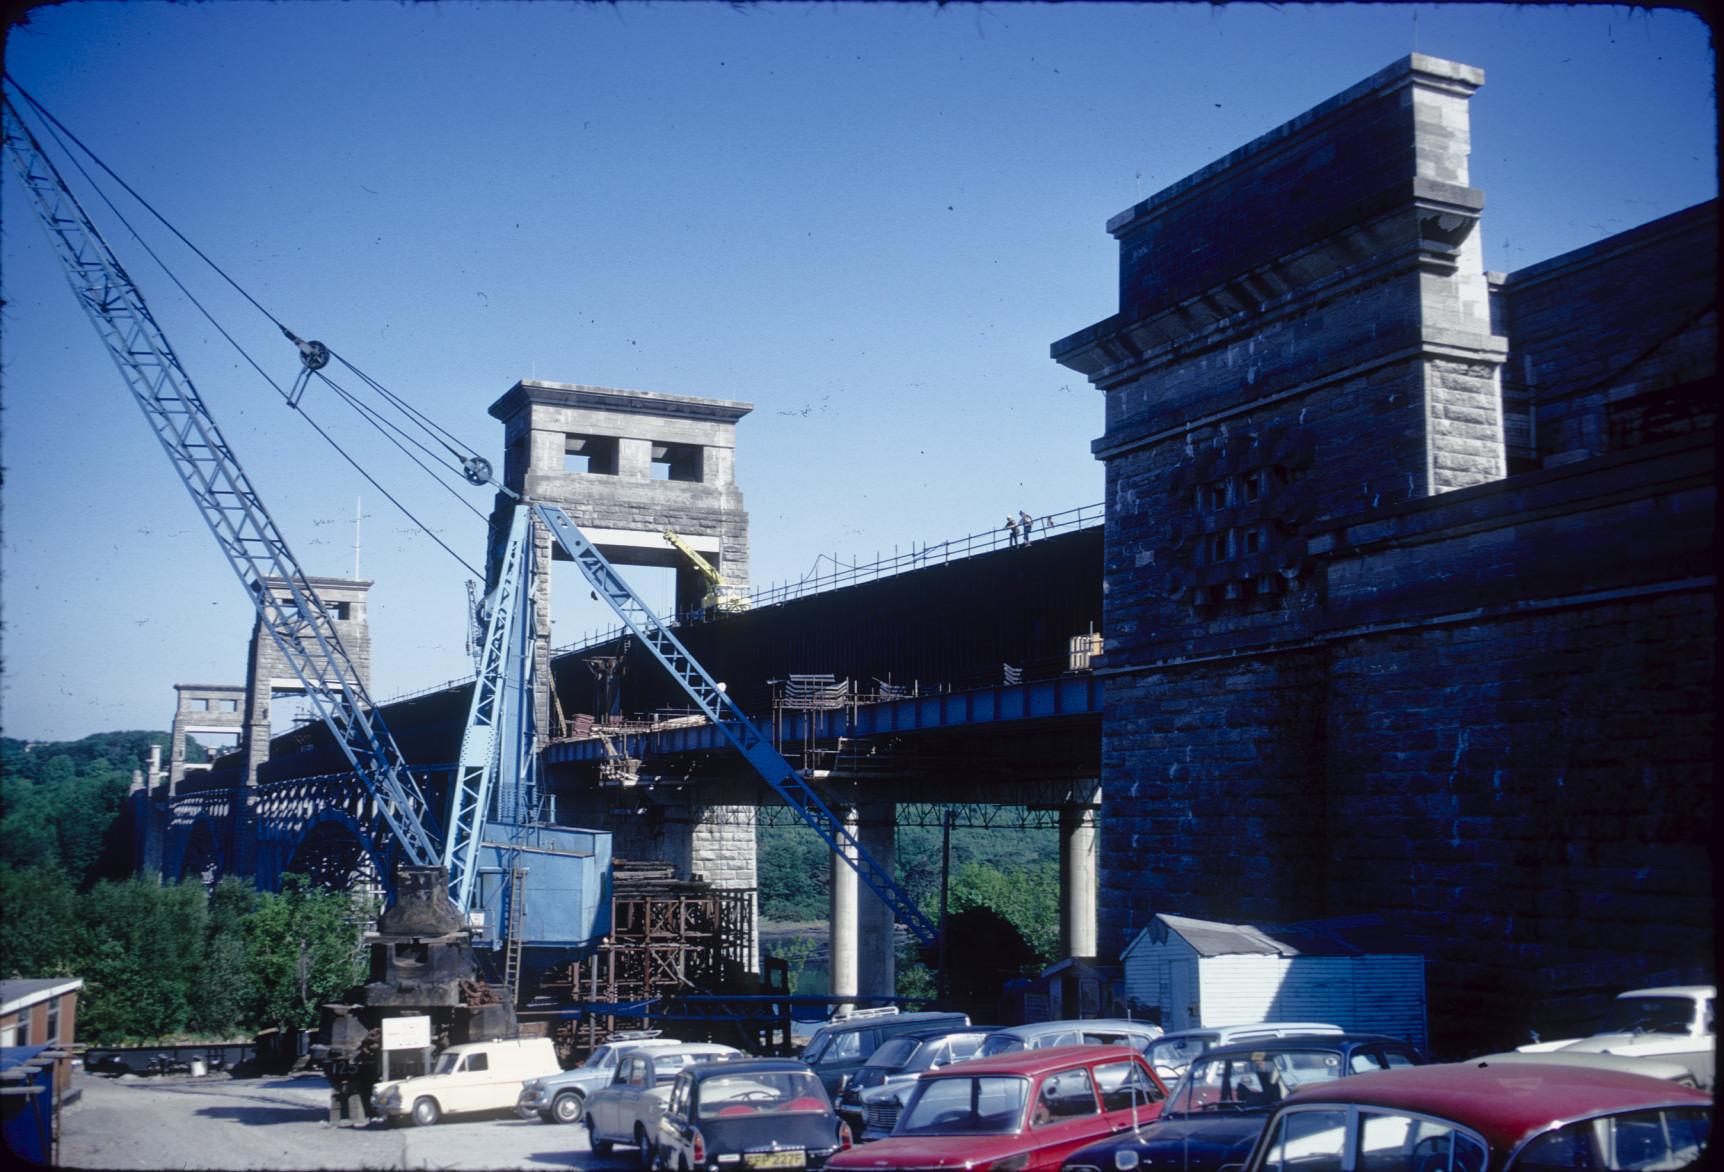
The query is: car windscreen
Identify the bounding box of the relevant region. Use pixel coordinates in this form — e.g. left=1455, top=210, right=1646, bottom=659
left=1512, top=1106, right=1711, bottom=1171
left=800, top=1034, right=829, bottom=1064
left=1149, top=1036, right=1212, bottom=1071
left=897, top=1075, right=1030, bottom=1136
left=1168, top=1050, right=1347, bottom=1114
left=432, top=1052, right=459, bottom=1076
left=977, top=1034, right=1026, bottom=1057
left=1599, top=997, right=1697, bottom=1036
left=863, top=1037, right=921, bottom=1071
left=695, top=1071, right=829, bottom=1120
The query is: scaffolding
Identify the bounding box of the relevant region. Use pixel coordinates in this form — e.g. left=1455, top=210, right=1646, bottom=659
left=539, top=860, right=758, bottom=1056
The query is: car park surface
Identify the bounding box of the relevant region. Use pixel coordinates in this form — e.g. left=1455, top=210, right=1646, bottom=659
left=1235, top=1062, right=1712, bottom=1171
left=654, top=1058, right=850, bottom=1171
left=1062, top=1033, right=1427, bottom=1172
left=827, top=1044, right=1166, bottom=1171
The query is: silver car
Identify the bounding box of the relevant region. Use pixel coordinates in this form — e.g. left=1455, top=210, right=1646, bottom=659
left=975, top=1018, right=1163, bottom=1058
left=517, top=1032, right=685, bottom=1124
left=583, top=1043, right=743, bottom=1161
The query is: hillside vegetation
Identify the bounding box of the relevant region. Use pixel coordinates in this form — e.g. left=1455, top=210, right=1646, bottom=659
left=1, top=732, right=364, bottom=1044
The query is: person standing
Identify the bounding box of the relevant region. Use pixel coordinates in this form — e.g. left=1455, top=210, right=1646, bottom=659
left=1019, top=510, right=1034, bottom=545
left=1004, top=515, right=1019, bottom=546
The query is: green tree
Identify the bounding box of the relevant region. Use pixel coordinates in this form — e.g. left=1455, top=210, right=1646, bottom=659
left=75, top=878, right=208, bottom=1042
left=191, top=877, right=257, bottom=1037
left=949, top=860, right=1061, bottom=963
left=245, top=875, right=367, bottom=1032
left=0, top=866, right=79, bottom=978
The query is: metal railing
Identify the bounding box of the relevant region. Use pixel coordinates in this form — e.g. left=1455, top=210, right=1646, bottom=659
left=545, top=501, right=1106, bottom=659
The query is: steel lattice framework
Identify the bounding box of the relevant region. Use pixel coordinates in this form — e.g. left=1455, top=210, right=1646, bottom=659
left=536, top=504, right=939, bottom=945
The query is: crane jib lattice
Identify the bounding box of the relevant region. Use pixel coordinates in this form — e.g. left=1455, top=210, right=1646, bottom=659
left=534, top=505, right=938, bottom=945
left=3, top=96, right=441, bottom=877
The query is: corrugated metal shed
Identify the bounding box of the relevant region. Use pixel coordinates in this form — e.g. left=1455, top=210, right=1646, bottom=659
left=1121, top=913, right=1427, bottom=1048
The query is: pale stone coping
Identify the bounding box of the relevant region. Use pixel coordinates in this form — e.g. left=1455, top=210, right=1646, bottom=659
left=1106, top=53, right=1484, bottom=237
left=490, top=379, right=754, bottom=423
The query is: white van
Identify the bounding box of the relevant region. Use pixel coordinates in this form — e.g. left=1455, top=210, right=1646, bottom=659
left=373, top=1037, right=562, bottom=1126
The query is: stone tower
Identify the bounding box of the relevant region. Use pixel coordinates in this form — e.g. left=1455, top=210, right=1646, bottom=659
left=486, top=380, right=753, bottom=737
left=243, top=576, right=375, bottom=788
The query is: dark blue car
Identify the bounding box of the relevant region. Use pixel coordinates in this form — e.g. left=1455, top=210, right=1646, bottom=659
left=1060, top=1034, right=1427, bottom=1172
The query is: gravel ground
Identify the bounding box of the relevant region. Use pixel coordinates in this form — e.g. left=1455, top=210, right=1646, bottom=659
left=59, top=1071, right=639, bottom=1171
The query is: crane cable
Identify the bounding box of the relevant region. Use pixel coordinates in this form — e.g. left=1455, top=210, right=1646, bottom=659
left=5, top=80, right=495, bottom=577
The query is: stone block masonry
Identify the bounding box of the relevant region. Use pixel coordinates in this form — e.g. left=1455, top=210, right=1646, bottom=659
left=1056, top=52, right=1713, bottom=1055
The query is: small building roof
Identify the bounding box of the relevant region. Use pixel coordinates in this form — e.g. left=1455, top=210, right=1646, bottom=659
left=1121, top=913, right=1418, bottom=960
left=0, top=979, right=83, bottom=1017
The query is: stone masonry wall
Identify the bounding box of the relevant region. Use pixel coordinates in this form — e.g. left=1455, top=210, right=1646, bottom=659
left=1058, top=53, right=1714, bottom=1056
left=1497, top=202, right=1717, bottom=466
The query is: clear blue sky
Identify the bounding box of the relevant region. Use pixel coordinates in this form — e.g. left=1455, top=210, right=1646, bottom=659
left=2, top=2, right=1714, bottom=741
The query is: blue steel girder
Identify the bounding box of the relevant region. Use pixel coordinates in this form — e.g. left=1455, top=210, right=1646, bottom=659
left=547, top=675, right=1103, bottom=766
left=534, top=504, right=939, bottom=945
left=2, top=97, right=440, bottom=871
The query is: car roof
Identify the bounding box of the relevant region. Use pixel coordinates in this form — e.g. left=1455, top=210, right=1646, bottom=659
left=818, top=1010, right=966, bottom=1031
left=889, top=1027, right=996, bottom=1043
left=1620, top=985, right=1714, bottom=998
left=645, top=1044, right=739, bottom=1058
left=926, top=1043, right=1143, bottom=1078
left=1469, top=1052, right=1695, bottom=1081
left=1279, top=1063, right=1711, bottom=1150
left=998, top=1019, right=1157, bottom=1037
left=690, top=1058, right=818, bottom=1079
left=1200, top=1033, right=1414, bottom=1058
left=1156, top=1023, right=1343, bottom=1041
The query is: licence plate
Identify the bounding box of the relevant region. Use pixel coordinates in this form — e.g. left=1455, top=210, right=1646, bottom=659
left=746, top=1153, right=806, bottom=1170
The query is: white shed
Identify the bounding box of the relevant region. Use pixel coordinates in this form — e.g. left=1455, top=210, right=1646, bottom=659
left=1120, top=913, right=1427, bottom=1050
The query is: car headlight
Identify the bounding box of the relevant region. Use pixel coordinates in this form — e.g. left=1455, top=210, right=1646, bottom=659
left=1115, top=1152, right=1141, bottom=1171
left=378, top=1087, right=401, bottom=1106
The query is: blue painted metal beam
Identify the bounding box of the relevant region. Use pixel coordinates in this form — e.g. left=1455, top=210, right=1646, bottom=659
left=544, top=674, right=1102, bottom=765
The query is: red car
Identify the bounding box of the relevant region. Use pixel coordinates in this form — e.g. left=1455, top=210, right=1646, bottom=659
left=1234, top=1061, right=1712, bottom=1171
left=826, top=1044, right=1166, bottom=1171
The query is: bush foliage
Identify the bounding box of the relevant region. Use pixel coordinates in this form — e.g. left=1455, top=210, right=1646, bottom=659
left=0, top=732, right=365, bottom=1044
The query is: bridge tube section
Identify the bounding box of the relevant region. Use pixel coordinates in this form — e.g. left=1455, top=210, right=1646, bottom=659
left=857, top=803, right=897, bottom=999
left=1060, top=784, right=1100, bottom=959
left=829, top=806, right=859, bottom=1010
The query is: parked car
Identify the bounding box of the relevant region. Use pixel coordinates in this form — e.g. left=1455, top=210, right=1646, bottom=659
left=1062, top=1033, right=1427, bottom=1172
left=654, top=1058, right=851, bottom=1171
left=1517, top=984, right=1714, bottom=1089
left=1471, top=1049, right=1701, bottom=1086
left=372, top=1037, right=562, bottom=1126
left=977, top=1019, right=1164, bottom=1059
left=833, top=1026, right=995, bottom=1140
left=1143, top=1022, right=1343, bottom=1084
left=584, top=1043, right=742, bottom=1163
left=827, top=1044, right=1167, bottom=1171
left=518, top=1031, right=685, bottom=1123
left=1229, top=1062, right=1712, bottom=1171
left=800, top=1006, right=970, bottom=1097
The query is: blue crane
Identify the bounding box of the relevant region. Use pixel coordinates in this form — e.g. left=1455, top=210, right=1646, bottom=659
left=6, top=84, right=937, bottom=949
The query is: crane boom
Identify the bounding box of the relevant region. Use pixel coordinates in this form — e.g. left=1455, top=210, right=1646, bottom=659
left=542, top=505, right=937, bottom=944
left=3, top=95, right=441, bottom=876
left=662, top=527, right=749, bottom=612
